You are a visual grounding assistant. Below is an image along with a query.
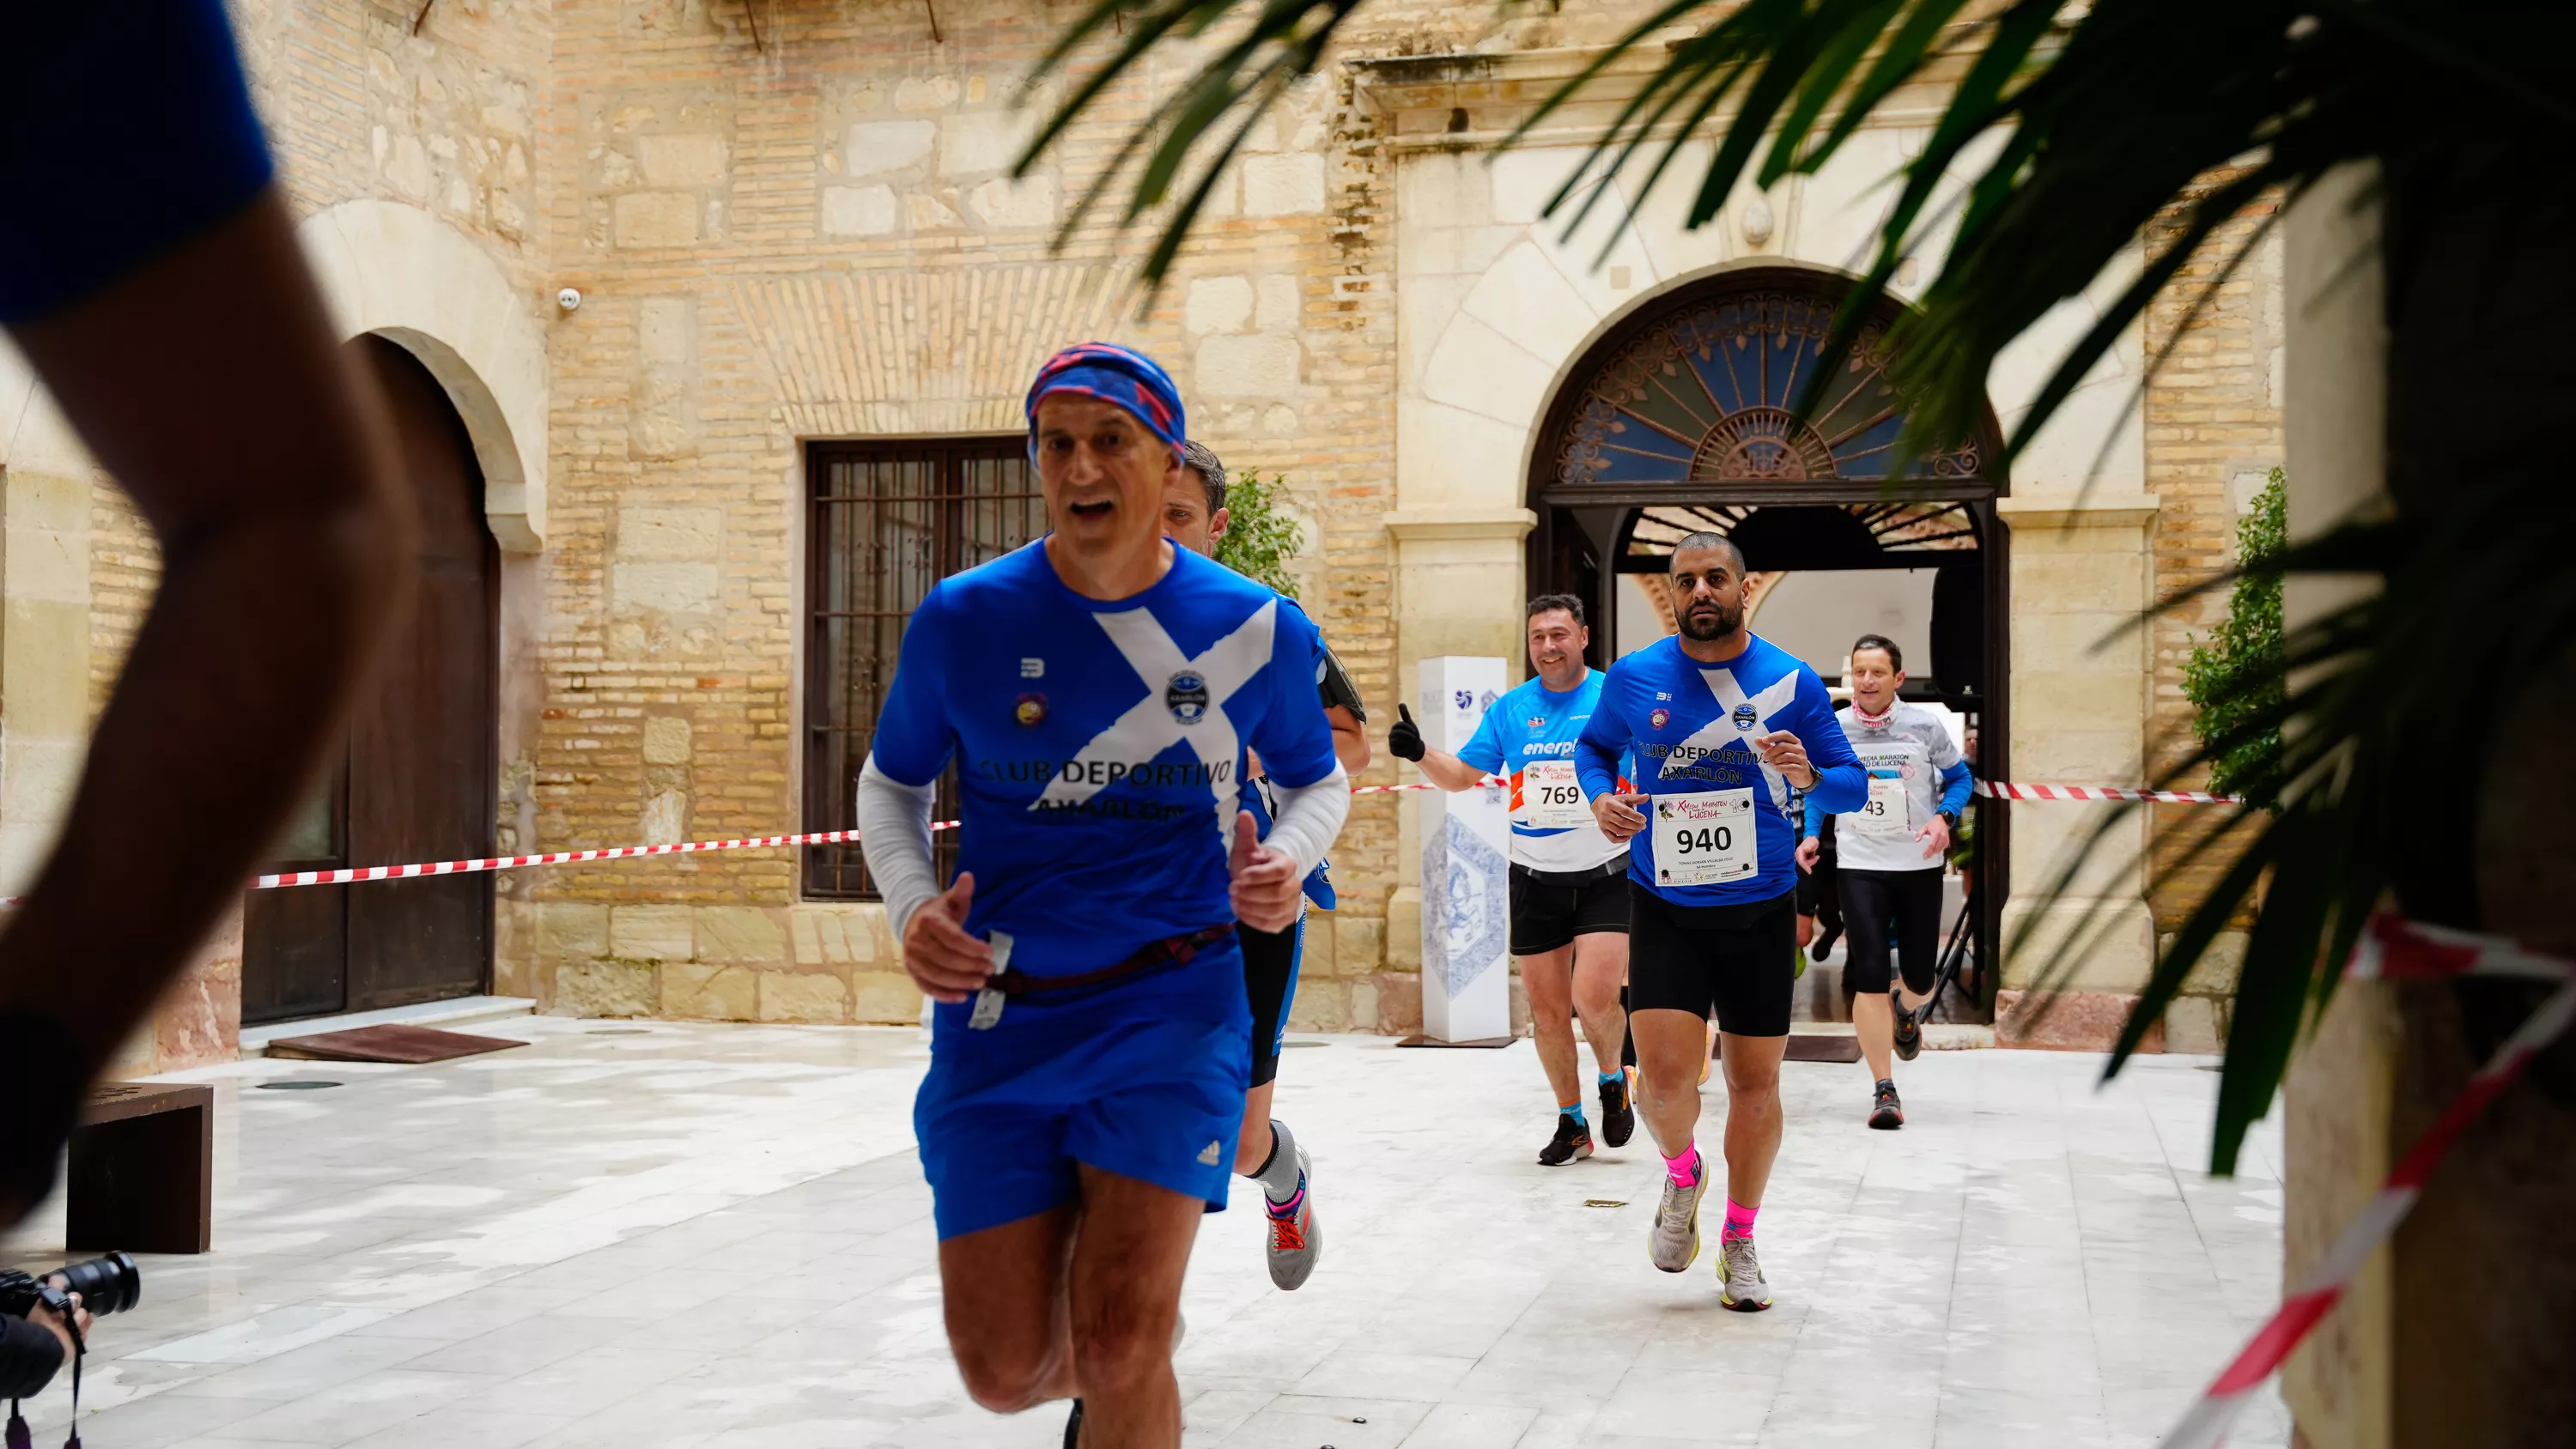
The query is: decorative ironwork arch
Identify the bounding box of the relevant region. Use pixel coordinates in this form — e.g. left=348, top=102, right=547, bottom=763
left=1534, top=268, right=2003, bottom=506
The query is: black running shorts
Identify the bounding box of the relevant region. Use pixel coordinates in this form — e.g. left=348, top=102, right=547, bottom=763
left=1241, top=911, right=1302, bottom=1088
left=1838, top=867, right=1944, bottom=997
left=1626, top=884, right=1796, bottom=1038
left=1508, top=862, right=1631, bottom=956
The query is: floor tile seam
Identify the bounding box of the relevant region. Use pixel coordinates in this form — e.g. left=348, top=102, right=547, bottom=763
left=1773, top=1111, right=1880, bottom=1379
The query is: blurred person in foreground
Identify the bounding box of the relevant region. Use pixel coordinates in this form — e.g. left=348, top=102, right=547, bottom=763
left=0, top=2, right=411, bottom=1223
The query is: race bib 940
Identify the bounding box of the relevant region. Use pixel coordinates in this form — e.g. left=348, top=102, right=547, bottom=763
left=1652, top=788, right=1756, bottom=888
left=1520, top=759, right=1589, bottom=829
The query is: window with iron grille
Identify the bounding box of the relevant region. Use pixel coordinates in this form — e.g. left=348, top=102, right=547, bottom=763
left=804, top=438, right=1045, bottom=900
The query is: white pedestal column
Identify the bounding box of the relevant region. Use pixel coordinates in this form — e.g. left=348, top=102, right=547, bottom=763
left=1417, top=655, right=1513, bottom=1043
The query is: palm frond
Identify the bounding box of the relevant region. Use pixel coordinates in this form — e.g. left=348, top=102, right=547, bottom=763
left=2014, top=476, right=2576, bottom=1171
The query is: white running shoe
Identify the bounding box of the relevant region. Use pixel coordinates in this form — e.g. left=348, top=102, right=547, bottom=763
left=1718, top=1234, right=1773, bottom=1311
left=1649, top=1161, right=1709, bottom=1273
left=1264, top=1144, right=1320, bottom=1290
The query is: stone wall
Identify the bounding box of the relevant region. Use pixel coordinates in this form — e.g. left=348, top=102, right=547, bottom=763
left=2136, top=174, right=2288, bottom=1052
left=6, top=1, right=2285, bottom=1048
left=520, top=0, right=1425, bottom=1025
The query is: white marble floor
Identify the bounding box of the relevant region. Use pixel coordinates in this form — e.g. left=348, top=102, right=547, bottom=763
left=4, top=1021, right=2289, bottom=1448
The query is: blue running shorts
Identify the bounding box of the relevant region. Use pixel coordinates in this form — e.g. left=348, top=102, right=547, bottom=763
left=914, top=949, right=1252, bottom=1241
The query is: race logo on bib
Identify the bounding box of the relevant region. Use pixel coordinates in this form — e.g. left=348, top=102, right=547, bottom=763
left=1167, top=670, right=1211, bottom=724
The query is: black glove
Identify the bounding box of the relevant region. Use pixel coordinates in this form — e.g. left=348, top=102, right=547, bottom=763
left=1387, top=703, right=1426, bottom=763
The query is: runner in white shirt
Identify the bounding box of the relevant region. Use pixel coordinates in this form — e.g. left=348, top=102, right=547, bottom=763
left=1795, top=634, right=1971, bottom=1129
left=1386, top=596, right=1636, bottom=1166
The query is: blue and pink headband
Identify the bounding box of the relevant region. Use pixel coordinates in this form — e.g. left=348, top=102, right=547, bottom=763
left=1024, top=343, right=1187, bottom=453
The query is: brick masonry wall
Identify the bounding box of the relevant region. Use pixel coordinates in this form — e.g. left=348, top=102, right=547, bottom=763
left=64, top=2, right=2279, bottom=1038
left=2136, top=170, right=2287, bottom=1049
left=522, top=0, right=1431, bottom=1024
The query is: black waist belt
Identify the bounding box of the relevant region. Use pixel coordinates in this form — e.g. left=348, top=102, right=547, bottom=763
left=1511, top=858, right=1631, bottom=888
left=967, top=924, right=1236, bottom=1030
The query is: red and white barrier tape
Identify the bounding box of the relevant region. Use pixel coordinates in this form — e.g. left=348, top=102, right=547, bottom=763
left=1350, top=776, right=1504, bottom=796
left=2162, top=913, right=2576, bottom=1448
left=8, top=773, right=2220, bottom=904
left=249, top=822, right=959, bottom=890
left=1977, top=779, right=2244, bottom=805
left=246, top=777, right=1500, bottom=887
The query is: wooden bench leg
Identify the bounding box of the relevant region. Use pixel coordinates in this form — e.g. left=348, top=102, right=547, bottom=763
left=66, top=1104, right=211, bottom=1253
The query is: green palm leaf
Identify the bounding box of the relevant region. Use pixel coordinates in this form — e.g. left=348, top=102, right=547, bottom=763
left=1017, top=0, right=2576, bottom=1170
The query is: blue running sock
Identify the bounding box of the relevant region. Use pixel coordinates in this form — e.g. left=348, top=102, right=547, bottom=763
left=1598, top=1070, right=1623, bottom=1088
left=1559, top=1100, right=1587, bottom=1127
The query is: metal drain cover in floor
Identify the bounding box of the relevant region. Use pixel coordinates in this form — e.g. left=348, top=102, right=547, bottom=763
left=587, top=1028, right=653, bottom=1035
left=257, top=1080, right=343, bottom=1090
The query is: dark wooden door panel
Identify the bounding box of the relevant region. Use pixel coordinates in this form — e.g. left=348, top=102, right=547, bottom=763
left=240, top=883, right=347, bottom=1026
left=246, top=335, right=497, bottom=1020
left=344, top=336, right=496, bottom=1012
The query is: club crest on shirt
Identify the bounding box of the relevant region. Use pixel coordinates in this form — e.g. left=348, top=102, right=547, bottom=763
left=1733, top=703, right=1757, bottom=731
left=1649, top=707, right=1670, bottom=730
left=1014, top=693, right=1048, bottom=728
left=1528, top=716, right=1546, bottom=729
left=1167, top=670, right=1211, bottom=724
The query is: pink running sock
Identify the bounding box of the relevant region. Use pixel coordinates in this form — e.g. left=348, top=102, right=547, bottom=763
left=1723, top=1197, right=1759, bottom=1241
left=1662, top=1143, right=1701, bottom=1188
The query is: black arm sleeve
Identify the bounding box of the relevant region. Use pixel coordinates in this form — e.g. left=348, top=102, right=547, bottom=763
left=0, top=1313, right=64, bottom=1399
left=1316, top=640, right=1365, bottom=723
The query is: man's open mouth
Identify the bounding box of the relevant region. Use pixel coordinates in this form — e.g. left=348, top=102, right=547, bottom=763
left=1068, top=500, right=1114, bottom=519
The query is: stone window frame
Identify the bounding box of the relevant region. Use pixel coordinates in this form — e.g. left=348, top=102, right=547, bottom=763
left=802, top=435, right=1041, bottom=900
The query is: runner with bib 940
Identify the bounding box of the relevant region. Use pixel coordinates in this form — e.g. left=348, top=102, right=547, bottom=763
left=1574, top=531, right=1864, bottom=1310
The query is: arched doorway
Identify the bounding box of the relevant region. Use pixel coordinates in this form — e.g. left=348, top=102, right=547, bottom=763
left=1528, top=268, right=2008, bottom=1013
left=242, top=335, right=501, bottom=1024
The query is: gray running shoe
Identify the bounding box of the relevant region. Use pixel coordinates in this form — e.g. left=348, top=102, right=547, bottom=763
left=1892, top=985, right=1923, bottom=1062
left=1649, top=1161, right=1708, bottom=1273
left=1264, top=1144, right=1320, bottom=1290
left=1718, top=1234, right=1773, bottom=1312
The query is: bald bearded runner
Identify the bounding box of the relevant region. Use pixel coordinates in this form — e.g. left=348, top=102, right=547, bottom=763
left=1575, top=531, right=1862, bottom=1313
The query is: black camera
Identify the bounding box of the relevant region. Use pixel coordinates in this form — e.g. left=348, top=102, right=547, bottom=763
left=0, top=1252, right=142, bottom=1320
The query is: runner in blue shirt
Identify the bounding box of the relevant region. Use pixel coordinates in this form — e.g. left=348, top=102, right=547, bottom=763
left=858, top=344, right=1348, bottom=1449
left=1574, top=532, right=1864, bottom=1311
left=1160, top=439, right=1370, bottom=1294
left=1390, top=594, right=1639, bottom=1167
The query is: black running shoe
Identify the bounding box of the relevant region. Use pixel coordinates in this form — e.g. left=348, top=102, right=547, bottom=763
left=1063, top=1398, right=1083, bottom=1448
left=1813, top=925, right=1841, bottom=961
left=1538, top=1112, right=1594, bottom=1166
left=1598, top=1068, right=1636, bottom=1149
left=1868, top=1079, right=1904, bottom=1130
left=1891, top=985, right=1923, bottom=1062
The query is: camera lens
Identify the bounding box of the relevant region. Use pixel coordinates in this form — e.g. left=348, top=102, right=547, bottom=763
left=53, top=1252, right=141, bottom=1317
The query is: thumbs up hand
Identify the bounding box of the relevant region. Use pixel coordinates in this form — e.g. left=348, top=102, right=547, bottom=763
left=1388, top=702, right=1427, bottom=762
left=1229, top=809, right=1301, bottom=932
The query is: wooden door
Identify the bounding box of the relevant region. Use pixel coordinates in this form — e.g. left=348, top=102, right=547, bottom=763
left=241, top=336, right=497, bottom=1022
